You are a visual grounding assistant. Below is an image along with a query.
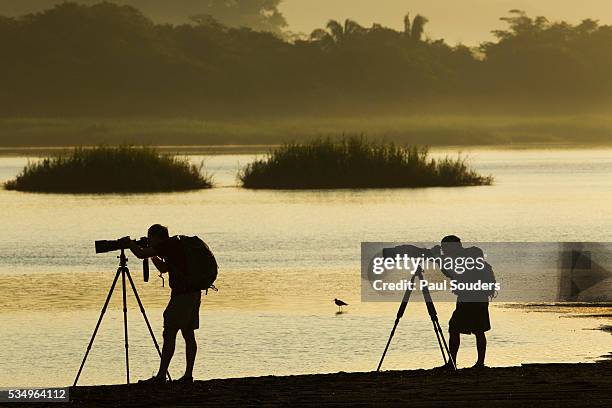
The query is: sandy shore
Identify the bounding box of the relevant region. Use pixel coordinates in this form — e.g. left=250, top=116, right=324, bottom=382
left=32, top=361, right=611, bottom=407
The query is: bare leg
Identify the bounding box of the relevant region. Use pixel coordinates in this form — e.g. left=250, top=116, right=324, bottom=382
left=449, top=331, right=460, bottom=366
left=475, top=331, right=487, bottom=366
left=156, top=327, right=178, bottom=379
left=181, top=329, right=197, bottom=378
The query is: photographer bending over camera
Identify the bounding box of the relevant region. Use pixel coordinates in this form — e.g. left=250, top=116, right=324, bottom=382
left=432, top=235, right=495, bottom=369
left=121, top=224, right=200, bottom=384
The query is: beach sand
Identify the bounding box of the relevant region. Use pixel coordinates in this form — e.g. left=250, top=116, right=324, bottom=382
left=38, top=361, right=611, bottom=407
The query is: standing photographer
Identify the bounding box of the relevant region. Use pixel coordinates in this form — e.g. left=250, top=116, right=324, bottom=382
left=432, top=235, right=494, bottom=369
left=121, top=224, right=201, bottom=384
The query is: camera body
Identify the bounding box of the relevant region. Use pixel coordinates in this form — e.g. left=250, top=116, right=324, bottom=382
left=94, top=236, right=150, bottom=282
left=382, top=244, right=436, bottom=261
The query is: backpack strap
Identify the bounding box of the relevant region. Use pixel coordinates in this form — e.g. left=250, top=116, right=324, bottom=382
left=164, top=235, right=189, bottom=290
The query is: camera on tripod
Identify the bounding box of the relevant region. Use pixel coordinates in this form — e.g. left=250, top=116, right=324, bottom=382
left=376, top=243, right=456, bottom=372
left=94, top=236, right=150, bottom=282
left=74, top=235, right=168, bottom=386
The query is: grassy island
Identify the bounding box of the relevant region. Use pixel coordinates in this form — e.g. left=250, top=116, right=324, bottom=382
left=240, top=137, right=493, bottom=189
left=4, top=145, right=212, bottom=193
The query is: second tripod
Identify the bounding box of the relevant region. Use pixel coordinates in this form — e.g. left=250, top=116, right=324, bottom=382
left=377, top=268, right=456, bottom=371
left=74, top=249, right=170, bottom=386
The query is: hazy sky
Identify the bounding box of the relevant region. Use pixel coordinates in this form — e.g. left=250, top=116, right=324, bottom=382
left=280, top=0, right=612, bottom=44
left=2, top=1, right=612, bottom=45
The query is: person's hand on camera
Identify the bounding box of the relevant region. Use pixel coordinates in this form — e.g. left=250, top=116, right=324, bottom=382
left=119, top=236, right=132, bottom=247
left=430, top=245, right=442, bottom=257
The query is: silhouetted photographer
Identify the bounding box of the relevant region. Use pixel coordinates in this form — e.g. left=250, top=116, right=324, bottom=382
left=432, top=235, right=496, bottom=369
left=123, top=224, right=218, bottom=384
left=377, top=237, right=496, bottom=372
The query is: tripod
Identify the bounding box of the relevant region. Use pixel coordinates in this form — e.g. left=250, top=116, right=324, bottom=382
left=377, top=268, right=456, bottom=371
left=73, top=249, right=170, bottom=386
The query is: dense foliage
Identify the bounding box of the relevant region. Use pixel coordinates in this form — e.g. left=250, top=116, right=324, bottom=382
left=4, top=145, right=213, bottom=192
left=0, top=0, right=288, bottom=33
left=1, top=3, right=611, bottom=116
left=240, top=137, right=492, bottom=189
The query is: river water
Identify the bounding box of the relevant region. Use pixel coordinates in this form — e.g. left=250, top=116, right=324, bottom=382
left=0, top=148, right=610, bottom=387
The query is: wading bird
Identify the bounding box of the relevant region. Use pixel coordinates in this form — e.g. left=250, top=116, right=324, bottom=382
left=334, top=298, right=348, bottom=312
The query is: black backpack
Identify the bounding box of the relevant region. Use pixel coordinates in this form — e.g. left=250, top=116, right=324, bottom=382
left=177, top=235, right=218, bottom=293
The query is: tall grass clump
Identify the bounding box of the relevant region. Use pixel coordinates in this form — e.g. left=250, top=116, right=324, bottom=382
left=240, top=137, right=492, bottom=189
left=5, top=145, right=212, bottom=193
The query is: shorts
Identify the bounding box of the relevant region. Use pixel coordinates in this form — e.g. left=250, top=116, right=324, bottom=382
left=449, top=301, right=490, bottom=334
left=163, top=291, right=201, bottom=330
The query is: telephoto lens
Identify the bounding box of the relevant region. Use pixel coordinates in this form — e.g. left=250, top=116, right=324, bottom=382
left=95, top=239, right=122, bottom=254
left=94, top=237, right=132, bottom=254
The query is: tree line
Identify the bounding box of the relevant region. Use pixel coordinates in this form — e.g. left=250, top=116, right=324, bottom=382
left=1, top=3, right=611, bottom=116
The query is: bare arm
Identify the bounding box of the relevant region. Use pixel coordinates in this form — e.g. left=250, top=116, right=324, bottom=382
left=151, top=256, right=168, bottom=273
left=123, top=238, right=157, bottom=259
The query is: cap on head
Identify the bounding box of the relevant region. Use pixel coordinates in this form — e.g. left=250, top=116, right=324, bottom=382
left=148, top=224, right=169, bottom=240
left=441, top=235, right=462, bottom=256
left=441, top=235, right=461, bottom=244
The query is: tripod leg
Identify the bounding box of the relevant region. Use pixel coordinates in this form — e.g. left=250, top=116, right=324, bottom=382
left=419, top=274, right=456, bottom=370
left=431, top=318, right=447, bottom=365
left=377, top=318, right=399, bottom=372
left=125, top=269, right=172, bottom=381
left=435, top=320, right=456, bottom=369
left=121, top=268, right=130, bottom=384
left=377, top=274, right=418, bottom=371
left=73, top=269, right=121, bottom=387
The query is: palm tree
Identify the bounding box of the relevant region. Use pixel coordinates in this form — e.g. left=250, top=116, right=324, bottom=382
left=403, top=13, right=429, bottom=41
left=310, top=18, right=365, bottom=45
left=326, top=19, right=344, bottom=42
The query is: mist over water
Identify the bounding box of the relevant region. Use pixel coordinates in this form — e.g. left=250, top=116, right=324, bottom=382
left=1, top=148, right=611, bottom=386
